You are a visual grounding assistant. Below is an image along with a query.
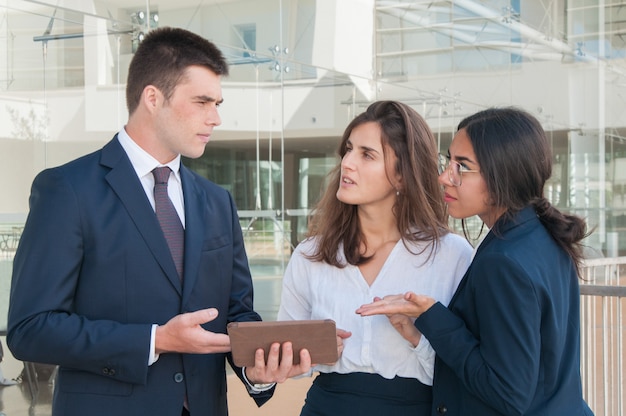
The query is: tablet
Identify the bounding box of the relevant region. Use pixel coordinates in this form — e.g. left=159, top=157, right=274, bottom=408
left=227, top=319, right=338, bottom=367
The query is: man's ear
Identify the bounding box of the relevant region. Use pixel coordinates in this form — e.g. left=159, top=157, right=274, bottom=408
left=142, top=85, right=161, bottom=113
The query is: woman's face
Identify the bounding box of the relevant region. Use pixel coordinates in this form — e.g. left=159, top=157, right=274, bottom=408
left=438, top=128, right=503, bottom=228
left=336, top=121, right=400, bottom=210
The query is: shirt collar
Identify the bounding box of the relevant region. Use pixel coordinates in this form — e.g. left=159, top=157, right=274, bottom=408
left=117, top=127, right=181, bottom=180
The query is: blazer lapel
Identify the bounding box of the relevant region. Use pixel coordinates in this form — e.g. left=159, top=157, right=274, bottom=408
left=101, top=137, right=183, bottom=295
left=447, top=206, right=538, bottom=308
left=447, top=229, right=495, bottom=308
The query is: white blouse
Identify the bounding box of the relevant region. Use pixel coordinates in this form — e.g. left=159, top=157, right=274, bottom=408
left=277, top=232, right=472, bottom=385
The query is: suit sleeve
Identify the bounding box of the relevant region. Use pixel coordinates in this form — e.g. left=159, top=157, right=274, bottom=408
left=221, top=192, right=275, bottom=406
left=416, top=253, right=541, bottom=415
left=224, top=192, right=262, bottom=325
left=7, top=168, right=152, bottom=385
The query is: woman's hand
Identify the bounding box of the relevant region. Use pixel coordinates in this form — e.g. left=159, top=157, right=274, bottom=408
left=335, top=328, right=352, bottom=360
left=356, top=292, right=436, bottom=319
left=356, top=295, right=425, bottom=346
left=356, top=293, right=436, bottom=346
left=386, top=309, right=422, bottom=347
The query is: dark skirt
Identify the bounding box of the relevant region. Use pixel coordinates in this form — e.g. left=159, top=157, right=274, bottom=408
left=300, top=372, right=432, bottom=416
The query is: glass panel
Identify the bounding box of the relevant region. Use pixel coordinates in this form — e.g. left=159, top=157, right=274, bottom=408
left=1, top=1, right=626, bottom=412
left=1, top=0, right=626, bottom=327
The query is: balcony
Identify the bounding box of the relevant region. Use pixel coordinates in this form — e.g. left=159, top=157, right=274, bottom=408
left=0, top=256, right=624, bottom=415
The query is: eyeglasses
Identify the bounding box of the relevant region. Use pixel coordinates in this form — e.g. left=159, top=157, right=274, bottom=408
left=438, top=153, right=480, bottom=187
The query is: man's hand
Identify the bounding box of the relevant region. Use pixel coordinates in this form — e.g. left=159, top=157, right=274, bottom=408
left=244, top=342, right=312, bottom=384
left=155, top=308, right=230, bottom=355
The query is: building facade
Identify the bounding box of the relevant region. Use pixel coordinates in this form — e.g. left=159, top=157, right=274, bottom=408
left=1, top=0, right=625, bottom=324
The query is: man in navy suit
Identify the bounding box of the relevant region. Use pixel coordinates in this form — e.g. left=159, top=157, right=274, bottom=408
left=7, top=27, right=309, bottom=416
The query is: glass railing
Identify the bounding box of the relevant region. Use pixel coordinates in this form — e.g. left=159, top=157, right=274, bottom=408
left=580, top=257, right=626, bottom=416
left=3, top=218, right=626, bottom=416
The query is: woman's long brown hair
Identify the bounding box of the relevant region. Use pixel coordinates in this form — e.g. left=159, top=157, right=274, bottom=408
left=306, top=101, right=449, bottom=267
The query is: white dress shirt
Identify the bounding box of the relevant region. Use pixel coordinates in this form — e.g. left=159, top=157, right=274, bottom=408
left=277, top=232, right=472, bottom=386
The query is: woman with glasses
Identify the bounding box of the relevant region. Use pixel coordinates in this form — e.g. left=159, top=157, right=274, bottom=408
left=278, top=100, right=472, bottom=416
left=357, top=107, right=594, bottom=415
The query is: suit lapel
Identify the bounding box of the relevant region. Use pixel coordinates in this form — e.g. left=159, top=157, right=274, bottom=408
left=180, top=166, right=205, bottom=301
left=101, top=137, right=183, bottom=295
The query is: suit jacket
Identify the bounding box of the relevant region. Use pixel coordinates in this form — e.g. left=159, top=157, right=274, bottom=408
left=7, top=136, right=273, bottom=416
left=416, top=206, right=593, bottom=416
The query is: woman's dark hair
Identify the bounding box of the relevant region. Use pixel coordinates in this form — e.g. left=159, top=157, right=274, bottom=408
left=307, top=100, right=448, bottom=267
left=126, top=27, right=229, bottom=115
left=458, top=107, right=588, bottom=273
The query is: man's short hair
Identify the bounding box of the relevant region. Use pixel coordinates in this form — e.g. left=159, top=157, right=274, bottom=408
left=126, top=27, right=229, bottom=115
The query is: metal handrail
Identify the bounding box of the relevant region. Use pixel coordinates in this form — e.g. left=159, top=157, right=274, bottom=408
left=580, top=285, right=626, bottom=296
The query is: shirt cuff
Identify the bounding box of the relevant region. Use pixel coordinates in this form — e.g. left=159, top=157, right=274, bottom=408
left=241, top=367, right=276, bottom=394
left=148, top=324, right=160, bottom=366
left=411, top=334, right=435, bottom=383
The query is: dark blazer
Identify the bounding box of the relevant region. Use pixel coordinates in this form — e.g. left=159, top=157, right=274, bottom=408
left=416, top=206, right=593, bottom=416
left=7, top=136, right=273, bottom=416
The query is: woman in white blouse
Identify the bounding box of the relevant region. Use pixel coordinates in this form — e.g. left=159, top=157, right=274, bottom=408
left=278, top=100, right=472, bottom=416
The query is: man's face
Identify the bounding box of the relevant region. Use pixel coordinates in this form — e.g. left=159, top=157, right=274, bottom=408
left=153, top=65, right=223, bottom=162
